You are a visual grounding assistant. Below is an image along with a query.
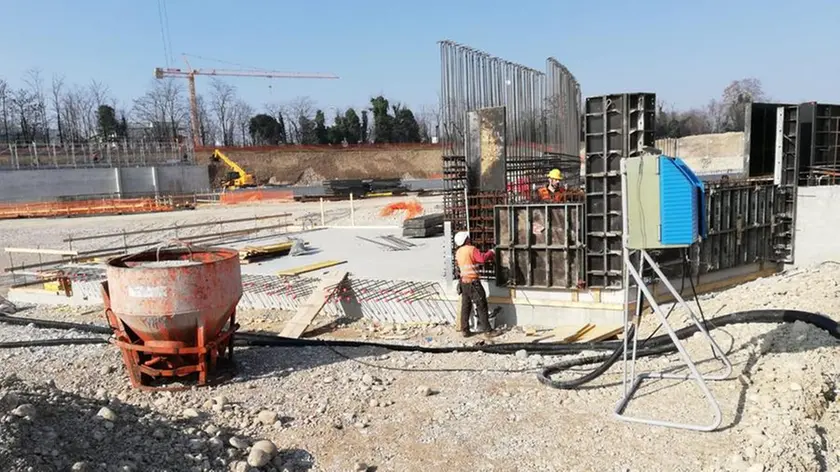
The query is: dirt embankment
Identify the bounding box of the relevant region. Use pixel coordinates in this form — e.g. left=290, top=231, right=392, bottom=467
left=198, top=146, right=443, bottom=186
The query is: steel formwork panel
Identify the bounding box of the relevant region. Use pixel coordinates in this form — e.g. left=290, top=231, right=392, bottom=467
left=494, top=203, right=584, bottom=288
left=698, top=181, right=775, bottom=273
left=583, top=93, right=655, bottom=288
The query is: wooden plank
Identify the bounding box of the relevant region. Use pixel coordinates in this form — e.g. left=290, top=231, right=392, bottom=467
left=534, top=323, right=593, bottom=343
left=574, top=325, right=623, bottom=343
left=280, top=271, right=349, bottom=338
left=277, top=260, right=347, bottom=276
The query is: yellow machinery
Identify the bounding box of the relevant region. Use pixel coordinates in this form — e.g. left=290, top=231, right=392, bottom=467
left=210, top=149, right=256, bottom=190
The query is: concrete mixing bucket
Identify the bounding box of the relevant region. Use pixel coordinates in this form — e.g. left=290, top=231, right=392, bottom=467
left=105, top=246, right=243, bottom=344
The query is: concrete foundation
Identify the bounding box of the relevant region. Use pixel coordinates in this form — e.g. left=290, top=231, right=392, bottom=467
left=0, top=165, right=210, bottom=202
left=793, top=185, right=840, bottom=267
left=5, top=226, right=783, bottom=329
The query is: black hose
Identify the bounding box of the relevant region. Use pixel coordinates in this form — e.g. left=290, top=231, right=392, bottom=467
left=537, top=309, right=840, bottom=390
left=2, top=309, right=838, bottom=393
left=0, top=338, right=108, bottom=348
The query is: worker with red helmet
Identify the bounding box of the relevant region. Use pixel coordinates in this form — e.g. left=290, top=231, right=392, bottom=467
left=453, top=231, right=499, bottom=339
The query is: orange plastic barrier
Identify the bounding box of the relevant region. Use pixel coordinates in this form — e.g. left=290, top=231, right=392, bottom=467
left=219, top=189, right=294, bottom=205
left=0, top=198, right=174, bottom=220
left=379, top=200, right=424, bottom=220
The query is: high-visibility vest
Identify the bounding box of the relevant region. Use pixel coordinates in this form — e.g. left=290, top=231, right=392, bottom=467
left=538, top=185, right=566, bottom=202
left=455, top=245, right=479, bottom=282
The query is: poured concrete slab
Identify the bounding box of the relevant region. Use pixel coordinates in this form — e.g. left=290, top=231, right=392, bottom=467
left=234, top=227, right=446, bottom=282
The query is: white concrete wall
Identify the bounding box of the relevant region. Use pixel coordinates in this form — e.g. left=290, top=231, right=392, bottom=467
left=794, top=186, right=840, bottom=267
left=0, top=165, right=210, bottom=202
left=656, top=132, right=746, bottom=176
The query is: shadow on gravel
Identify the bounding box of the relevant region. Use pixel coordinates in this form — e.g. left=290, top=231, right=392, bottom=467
left=0, top=377, right=256, bottom=472
left=231, top=343, right=390, bottom=383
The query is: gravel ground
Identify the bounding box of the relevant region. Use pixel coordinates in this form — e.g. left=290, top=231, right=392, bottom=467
left=0, top=262, right=838, bottom=471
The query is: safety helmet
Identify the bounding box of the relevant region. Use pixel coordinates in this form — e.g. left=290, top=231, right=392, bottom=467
left=547, top=169, right=563, bottom=180
left=454, top=231, right=470, bottom=247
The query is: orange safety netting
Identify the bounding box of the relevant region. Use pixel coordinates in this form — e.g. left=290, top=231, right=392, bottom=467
left=380, top=200, right=424, bottom=220
left=220, top=189, right=294, bottom=205
left=0, top=198, right=174, bottom=220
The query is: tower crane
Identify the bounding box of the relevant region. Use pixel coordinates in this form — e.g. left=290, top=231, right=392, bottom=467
left=154, top=56, right=339, bottom=149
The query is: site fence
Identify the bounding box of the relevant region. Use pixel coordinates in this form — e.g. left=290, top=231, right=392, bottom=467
left=0, top=141, right=195, bottom=170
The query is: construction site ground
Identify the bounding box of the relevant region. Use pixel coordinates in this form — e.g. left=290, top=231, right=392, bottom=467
left=0, top=199, right=838, bottom=471
left=0, top=195, right=446, bottom=290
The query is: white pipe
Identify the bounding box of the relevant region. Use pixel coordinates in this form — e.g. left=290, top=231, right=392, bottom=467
left=320, top=198, right=325, bottom=227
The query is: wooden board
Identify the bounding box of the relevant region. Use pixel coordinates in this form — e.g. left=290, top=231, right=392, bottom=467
left=277, top=260, right=347, bottom=276
left=574, top=325, right=623, bottom=343
left=280, top=271, right=349, bottom=338
left=534, top=323, right=593, bottom=343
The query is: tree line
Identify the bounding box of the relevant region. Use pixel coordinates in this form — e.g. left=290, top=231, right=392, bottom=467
left=654, top=78, right=767, bottom=139
left=0, top=70, right=440, bottom=147
left=0, top=69, right=766, bottom=147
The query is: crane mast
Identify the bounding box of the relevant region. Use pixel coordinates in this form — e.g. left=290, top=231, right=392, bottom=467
left=154, top=58, right=338, bottom=149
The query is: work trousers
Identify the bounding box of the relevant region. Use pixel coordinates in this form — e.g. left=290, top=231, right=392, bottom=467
left=458, top=280, right=491, bottom=332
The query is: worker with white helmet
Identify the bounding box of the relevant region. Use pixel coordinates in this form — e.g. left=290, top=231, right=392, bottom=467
left=537, top=168, right=566, bottom=202
left=453, top=231, right=499, bottom=338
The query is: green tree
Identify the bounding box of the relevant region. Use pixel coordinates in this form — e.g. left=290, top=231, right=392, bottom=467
left=391, top=103, right=421, bottom=143
left=97, top=105, right=118, bottom=140
left=327, top=110, right=344, bottom=145
left=370, top=96, right=393, bottom=143
left=248, top=113, right=284, bottom=145
left=361, top=110, right=369, bottom=144
left=342, top=108, right=362, bottom=145
left=314, top=110, right=328, bottom=145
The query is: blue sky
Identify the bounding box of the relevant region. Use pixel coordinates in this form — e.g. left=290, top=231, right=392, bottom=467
left=2, top=0, right=838, bottom=115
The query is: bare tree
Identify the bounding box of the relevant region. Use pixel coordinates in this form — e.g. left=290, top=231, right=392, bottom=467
left=195, top=94, right=215, bottom=146
left=51, top=75, right=65, bottom=143
left=415, top=103, right=441, bottom=142
left=209, top=79, right=237, bottom=146
left=11, top=89, right=38, bottom=143
left=132, top=79, right=187, bottom=142
left=23, top=69, right=49, bottom=142
left=721, top=78, right=766, bottom=132
left=232, top=100, right=254, bottom=146
left=284, top=96, right=315, bottom=144
left=0, top=78, right=10, bottom=142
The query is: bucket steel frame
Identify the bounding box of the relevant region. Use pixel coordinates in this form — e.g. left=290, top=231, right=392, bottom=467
left=101, top=281, right=239, bottom=391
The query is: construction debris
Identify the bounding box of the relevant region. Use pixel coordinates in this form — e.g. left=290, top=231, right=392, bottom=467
left=402, top=213, right=444, bottom=238
left=239, top=241, right=309, bottom=264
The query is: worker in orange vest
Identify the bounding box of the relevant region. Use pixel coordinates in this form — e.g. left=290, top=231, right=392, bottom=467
left=537, top=168, right=566, bottom=202
left=453, top=231, right=499, bottom=338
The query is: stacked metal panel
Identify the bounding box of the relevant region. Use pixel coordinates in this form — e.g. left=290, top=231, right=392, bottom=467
left=583, top=93, right=656, bottom=288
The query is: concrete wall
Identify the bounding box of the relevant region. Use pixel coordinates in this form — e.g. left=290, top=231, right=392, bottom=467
left=794, top=185, right=840, bottom=267
left=655, top=132, right=746, bottom=176
left=0, top=165, right=210, bottom=202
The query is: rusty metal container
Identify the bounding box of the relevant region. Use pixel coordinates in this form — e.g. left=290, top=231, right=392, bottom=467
left=102, top=243, right=243, bottom=390
left=105, top=246, right=242, bottom=344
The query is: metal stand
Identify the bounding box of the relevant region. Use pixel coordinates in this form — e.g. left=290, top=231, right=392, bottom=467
left=615, top=156, right=732, bottom=432
left=614, top=248, right=733, bottom=431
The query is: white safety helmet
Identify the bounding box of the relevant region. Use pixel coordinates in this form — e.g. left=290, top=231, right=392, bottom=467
left=454, top=231, right=470, bottom=247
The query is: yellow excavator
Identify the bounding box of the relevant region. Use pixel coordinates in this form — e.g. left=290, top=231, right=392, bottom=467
left=210, top=149, right=256, bottom=190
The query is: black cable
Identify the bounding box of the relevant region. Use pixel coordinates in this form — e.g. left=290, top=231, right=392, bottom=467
left=0, top=338, right=108, bottom=349
left=537, top=309, right=840, bottom=390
